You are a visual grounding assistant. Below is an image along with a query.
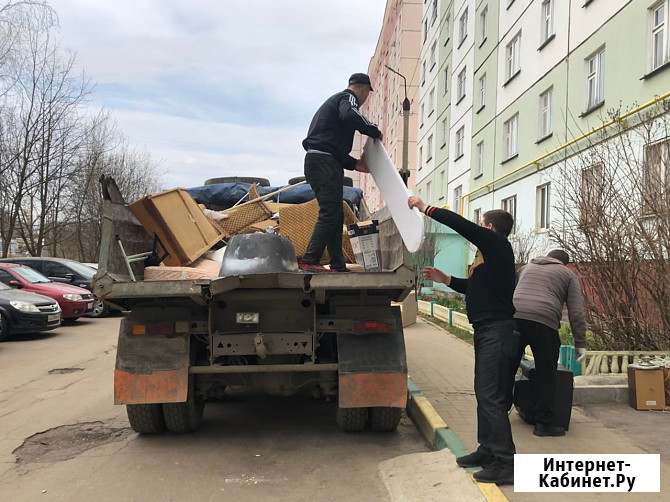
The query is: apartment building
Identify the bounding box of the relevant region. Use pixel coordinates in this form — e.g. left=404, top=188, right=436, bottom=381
left=414, top=0, right=670, bottom=290
left=353, top=0, right=423, bottom=212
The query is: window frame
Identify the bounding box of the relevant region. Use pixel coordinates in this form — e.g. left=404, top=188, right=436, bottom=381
left=541, top=0, right=554, bottom=43
left=459, top=8, right=469, bottom=47
left=649, top=1, right=668, bottom=71
left=536, top=183, right=551, bottom=231
left=453, top=185, right=463, bottom=215
left=585, top=47, right=606, bottom=110
left=503, top=114, right=519, bottom=160
left=505, top=32, right=522, bottom=82
left=478, top=73, right=486, bottom=110
left=501, top=195, right=517, bottom=233
left=457, top=67, right=467, bottom=102
left=455, top=126, right=465, bottom=159
left=539, top=87, right=553, bottom=139
left=427, top=134, right=434, bottom=161
left=480, top=6, right=488, bottom=44
left=475, top=140, right=484, bottom=177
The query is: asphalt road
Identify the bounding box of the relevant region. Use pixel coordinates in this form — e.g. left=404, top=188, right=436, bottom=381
left=0, top=315, right=429, bottom=502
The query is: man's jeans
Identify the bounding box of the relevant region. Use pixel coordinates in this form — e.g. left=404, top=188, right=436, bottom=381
left=473, top=319, right=520, bottom=464
left=302, top=153, right=345, bottom=268
left=514, top=318, right=562, bottom=425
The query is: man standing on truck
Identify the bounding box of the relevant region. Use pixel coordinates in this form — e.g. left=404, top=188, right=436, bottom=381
left=407, top=196, right=518, bottom=486
left=512, top=249, right=587, bottom=437
left=300, top=73, right=382, bottom=273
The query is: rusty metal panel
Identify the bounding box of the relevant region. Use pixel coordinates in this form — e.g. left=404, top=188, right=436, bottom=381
left=114, top=368, right=188, bottom=404
left=338, top=372, right=408, bottom=408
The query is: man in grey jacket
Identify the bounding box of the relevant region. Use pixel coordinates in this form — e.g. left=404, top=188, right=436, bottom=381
left=513, top=249, right=587, bottom=437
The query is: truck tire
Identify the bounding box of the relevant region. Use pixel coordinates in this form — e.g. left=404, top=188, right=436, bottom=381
left=126, top=404, right=167, bottom=434
left=336, top=406, right=368, bottom=432
left=369, top=407, right=402, bottom=432
left=162, top=377, right=204, bottom=433
left=0, top=314, right=9, bottom=342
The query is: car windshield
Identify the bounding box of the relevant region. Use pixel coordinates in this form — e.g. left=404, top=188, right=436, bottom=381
left=12, top=266, right=52, bottom=283
left=62, top=261, right=96, bottom=279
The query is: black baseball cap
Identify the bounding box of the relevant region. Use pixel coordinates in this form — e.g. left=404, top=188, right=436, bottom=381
left=349, top=73, right=374, bottom=91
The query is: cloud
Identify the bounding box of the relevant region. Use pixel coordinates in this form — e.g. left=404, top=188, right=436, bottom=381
left=47, top=0, right=386, bottom=188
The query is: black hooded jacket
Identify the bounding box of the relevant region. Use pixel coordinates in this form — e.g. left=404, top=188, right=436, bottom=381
left=302, top=89, right=381, bottom=170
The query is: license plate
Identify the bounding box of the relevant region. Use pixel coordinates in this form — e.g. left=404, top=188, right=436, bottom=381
left=47, top=313, right=60, bottom=322
left=87, top=302, right=93, bottom=309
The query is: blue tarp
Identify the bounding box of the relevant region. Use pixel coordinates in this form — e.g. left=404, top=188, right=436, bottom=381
left=188, top=182, right=364, bottom=210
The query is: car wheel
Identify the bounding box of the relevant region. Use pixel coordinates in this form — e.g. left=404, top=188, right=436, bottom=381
left=88, top=299, right=109, bottom=318
left=336, top=406, right=368, bottom=432
left=0, top=314, right=9, bottom=342
left=126, top=404, right=167, bottom=434
left=369, top=407, right=402, bottom=432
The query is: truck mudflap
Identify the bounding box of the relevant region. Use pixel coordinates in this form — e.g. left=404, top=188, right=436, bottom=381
left=114, top=312, right=191, bottom=405
left=336, top=308, right=407, bottom=408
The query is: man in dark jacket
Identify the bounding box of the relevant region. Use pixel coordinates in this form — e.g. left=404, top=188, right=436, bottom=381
left=300, top=73, right=382, bottom=272
left=513, top=249, right=587, bottom=437
left=408, top=195, right=518, bottom=486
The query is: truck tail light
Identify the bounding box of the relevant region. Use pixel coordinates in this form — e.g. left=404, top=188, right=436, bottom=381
left=131, top=323, right=174, bottom=335
left=353, top=321, right=391, bottom=333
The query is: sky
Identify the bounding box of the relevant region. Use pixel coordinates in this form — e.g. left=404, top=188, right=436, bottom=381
left=47, top=0, right=388, bottom=188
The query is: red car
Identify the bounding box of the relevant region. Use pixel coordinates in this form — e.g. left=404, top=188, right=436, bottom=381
left=0, top=263, right=94, bottom=320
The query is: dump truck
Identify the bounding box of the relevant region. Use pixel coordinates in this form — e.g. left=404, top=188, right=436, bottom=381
left=94, top=176, right=415, bottom=434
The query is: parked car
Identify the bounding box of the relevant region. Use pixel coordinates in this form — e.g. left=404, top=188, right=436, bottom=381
left=0, top=282, right=61, bottom=341
left=0, top=263, right=93, bottom=320
left=0, top=257, right=112, bottom=318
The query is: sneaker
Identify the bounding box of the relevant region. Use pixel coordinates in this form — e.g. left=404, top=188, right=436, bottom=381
left=298, top=262, right=328, bottom=273
left=329, top=265, right=351, bottom=273
left=456, top=451, right=494, bottom=468
left=533, top=423, right=566, bottom=437
left=473, top=460, right=514, bottom=485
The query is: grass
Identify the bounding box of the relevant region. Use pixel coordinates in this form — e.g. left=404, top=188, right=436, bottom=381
left=419, top=312, right=474, bottom=345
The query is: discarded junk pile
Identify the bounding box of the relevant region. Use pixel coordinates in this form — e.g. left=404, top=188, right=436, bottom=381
left=126, top=180, right=383, bottom=280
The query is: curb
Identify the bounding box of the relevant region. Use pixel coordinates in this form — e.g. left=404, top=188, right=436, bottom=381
left=407, top=377, right=509, bottom=502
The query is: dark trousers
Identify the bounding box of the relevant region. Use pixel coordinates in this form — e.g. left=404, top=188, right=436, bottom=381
left=513, top=318, right=561, bottom=425
left=303, top=153, right=345, bottom=268
left=473, top=319, right=519, bottom=464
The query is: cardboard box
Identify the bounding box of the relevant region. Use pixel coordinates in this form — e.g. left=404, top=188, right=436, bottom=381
left=129, top=188, right=224, bottom=267
left=347, top=220, right=382, bottom=272
left=663, top=367, right=670, bottom=407
left=392, top=290, right=417, bottom=327
left=627, top=365, right=666, bottom=410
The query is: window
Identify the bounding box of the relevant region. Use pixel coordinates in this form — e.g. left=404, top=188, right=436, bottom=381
left=650, top=1, right=668, bottom=70
left=459, top=8, right=468, bottom=46
left=441, top=118, right=448, bottom=146
left=536, top=183, right=551, bottom=230
left=427, top=134, right=433, bottom=161
left=586, top=48, right=605, bottom=109
left=427, top=181, right=432, bottom=203
left=453, top=185, right=463, bottom=214
left=418, top=146, right=423, bottom=170
left=541, top=0, right=554, bottom=43
left=43, top=262, right=70, bottom=278
left=430, top=41, right=437, bottom=69
left=444, top=12, right=451, bottom=44
left=429, top=87, right=435, bottom=115
left=478, top=74, right=486, bottom=109
left=440, top=170, right=445, bottom=198
left=420, top=104, right=425, bottom=126
left=0, top=270, right=14, bottom=285
left=431, top=0, right=438, bottom=26
left=480, top=7, right=488, bottom=44
left=473, top=208, right=482, bottom=224
left=424, top=18, right=428, bottom=42
left=443, top=66, right=449, bottom=94
left=642, top=139, right=670, bottom=214
left=580, top=163, right=605, bottom=225
left=457, top=67, right=467, bottom=101
left=455, top=126, right=465, bottom=158
left=475, top=141, right=484, bottom=177
left=506, top=33, right=521, bottom=81
left=501, top=195, right=517, bottom=233
left=503, top=114, right=519, bottom=159
left=539, top=87, right=553, bottom=138
left=422, top=60, right=426, bottom=85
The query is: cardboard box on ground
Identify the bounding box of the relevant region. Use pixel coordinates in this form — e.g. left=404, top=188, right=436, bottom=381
left=128, top=183, right=375, bottom=280
left=627, top=365, right=667, bottom=411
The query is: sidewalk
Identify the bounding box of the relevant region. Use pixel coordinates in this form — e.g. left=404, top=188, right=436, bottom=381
left=404, top=317, right=669, bottom=501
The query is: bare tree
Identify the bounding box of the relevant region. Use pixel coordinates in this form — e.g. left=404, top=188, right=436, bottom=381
left=550, top=100, right=670, bottom=350
left=509, top=220, right=545, bottom=272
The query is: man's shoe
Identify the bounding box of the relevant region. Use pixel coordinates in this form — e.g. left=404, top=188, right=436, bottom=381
left=472, top=460, right=514, bottom=485
left=329, top=265, right=351, bottom=273
left=456, top=451, right=494, bottom=468
left=533, top=423, right=566, bottom=437
left=299, top=262, right=328, bottom=273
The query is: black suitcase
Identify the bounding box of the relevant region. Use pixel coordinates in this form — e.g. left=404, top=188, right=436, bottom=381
left=513, top=359, right=574, bottom=430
